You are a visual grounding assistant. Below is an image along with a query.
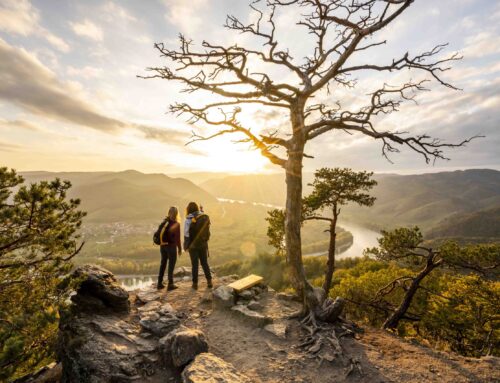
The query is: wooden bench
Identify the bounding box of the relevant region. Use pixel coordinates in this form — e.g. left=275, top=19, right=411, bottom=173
left=228, top=274, right=263, bottom=293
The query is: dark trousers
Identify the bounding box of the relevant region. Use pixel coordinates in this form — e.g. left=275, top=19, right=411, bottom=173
left=158, top=246, right=177, bottom=286
left=189, top=247, right=211, bottom=284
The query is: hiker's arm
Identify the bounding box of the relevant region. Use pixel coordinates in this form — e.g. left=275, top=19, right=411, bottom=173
left=176, top=224, right=182, bottom=254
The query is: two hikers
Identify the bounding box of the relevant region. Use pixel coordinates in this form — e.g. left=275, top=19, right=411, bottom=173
left=154, top=202, right=212, bottom=290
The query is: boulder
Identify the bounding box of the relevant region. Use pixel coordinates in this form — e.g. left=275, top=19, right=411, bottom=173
left=218, top=275, right=239, bottom=284
left=238, top=290, right=254, bottom=300
left=212, top=285, right=235, bottom=309
left=182, top=353, right=251, bottom=383
left=139, top=311, right=180, bottom=337
left=231, top=305, right=272, bottom=327
left=71, top=265, right=130, bottom=313
left=160, top=328, right=208, bottom=367
left=247, top=300, right=263, bottom=311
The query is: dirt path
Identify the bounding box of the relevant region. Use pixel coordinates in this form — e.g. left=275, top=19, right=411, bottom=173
left=139, top=278, right=499, bottom=383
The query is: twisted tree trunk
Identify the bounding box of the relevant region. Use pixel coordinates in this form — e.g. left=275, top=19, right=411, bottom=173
left=284, top=137, right=310, bottom=303
left=383, top=254, right=442, bottom=329
left=322, top=206, right=338, bottom=294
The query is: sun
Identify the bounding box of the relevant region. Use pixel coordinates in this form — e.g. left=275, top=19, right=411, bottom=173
left=202, top=142, right=269, bottom=173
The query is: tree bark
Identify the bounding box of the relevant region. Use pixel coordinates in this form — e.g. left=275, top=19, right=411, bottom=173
left=285, top=139, right=309, bottom=302
left=322, top=205, right=338, bottom=294
left=383, top=254, right=441, bottom=330
left=285, top=102, right=314, bottom=306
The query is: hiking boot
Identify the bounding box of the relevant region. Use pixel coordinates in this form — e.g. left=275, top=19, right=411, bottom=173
left=167, top=284, right=178, bottom=291
left=192, top=283, right=198, bottom=290
left=207, top=280, right=213, bottom=289
left=157, top=283, right=165, bottom=290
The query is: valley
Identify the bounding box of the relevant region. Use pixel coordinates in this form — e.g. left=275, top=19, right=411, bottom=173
left=20, top=169, right=500, bottom=277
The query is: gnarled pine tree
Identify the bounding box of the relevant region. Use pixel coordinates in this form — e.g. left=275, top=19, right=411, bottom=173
left=0, top=167, right=85, bottom=379
left=303, top=168, right=376, bottom=294
left=144, top=0, right=476, bottom=322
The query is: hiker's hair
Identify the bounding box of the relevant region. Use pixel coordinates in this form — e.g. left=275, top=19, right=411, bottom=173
left=167, top=206, right=180, bottom=222
left=186, top=202, right=199, bottom=215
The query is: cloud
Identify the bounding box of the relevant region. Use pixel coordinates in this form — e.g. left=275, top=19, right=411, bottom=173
left=0, top=140, right=22, bottom=151
left=137, top=124, right=187, bottom=143
left=0, top=118, right=40, bottom=131
left=0, top=0, right=69, bottom=52
left=101, top=2, right=137, bottom=22
left=0, top=38, right=186, bottom=145
left=162, top=0, right=209, bottom=34
left=67, top=65, right=103, bottom=79
left=69, top=19, right=104, bottom=41
left=463, top=31, right=500, bottom=59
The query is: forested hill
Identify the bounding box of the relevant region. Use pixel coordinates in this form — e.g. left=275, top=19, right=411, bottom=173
left=21, top=170, right=216, bottom=222
left=427, top=206, right=500, bottom=242
left=200, top=169, right=500, bottom=231
left=352, top=169, right=500, bottom=229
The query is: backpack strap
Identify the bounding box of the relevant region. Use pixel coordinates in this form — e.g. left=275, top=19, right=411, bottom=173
left=159, top=220, right=169, bottom=246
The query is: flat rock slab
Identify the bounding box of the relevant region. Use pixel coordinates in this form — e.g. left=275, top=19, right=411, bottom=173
left=228, top=274, right=263, bottom=293
left=182, top=353, right=251, bottom=383
left=136, top=289, right=162, bottom=304
left=264, top=322, right=288, bottom=339
left=231, top=305, right=272, bottom=327
left=137, top=300, right=162, bottom=313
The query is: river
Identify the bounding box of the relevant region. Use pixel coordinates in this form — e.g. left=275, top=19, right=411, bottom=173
left=117, top=275, right=155, bottom=291
left=216, top=197, right=380, bottom=258
left=335, top=221, right=380, bottom=259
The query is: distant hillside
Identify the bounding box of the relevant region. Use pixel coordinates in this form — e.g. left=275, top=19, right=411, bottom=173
left=351, top=169, right=500, bottom=229
left=21, top=170, right=216, bottom=222
left=201, top=174, right=286, bottom=206
left=171, top=171, right=233, bottom=185
left=201, top=169, right=500, bottom=230
left=427, top=206, right=500, bottom=242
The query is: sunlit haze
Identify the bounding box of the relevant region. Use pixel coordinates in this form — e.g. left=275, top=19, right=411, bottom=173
left=0, top=0, right=499, bottom=175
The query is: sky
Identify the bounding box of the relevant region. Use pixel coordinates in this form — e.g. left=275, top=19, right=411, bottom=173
left=0, top=0, right=499, bottom=175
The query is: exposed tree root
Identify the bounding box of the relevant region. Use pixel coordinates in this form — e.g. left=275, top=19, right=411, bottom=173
left=345, top=357, right=363, bottom=377
left=293, top=292, right=363, bottom=375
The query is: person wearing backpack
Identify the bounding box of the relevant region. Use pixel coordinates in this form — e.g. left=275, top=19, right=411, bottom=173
left=153, top=206, right=182, bottom=290
left=183, top=201, right=212, bottom=290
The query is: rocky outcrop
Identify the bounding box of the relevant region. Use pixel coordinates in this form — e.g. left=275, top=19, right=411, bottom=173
left=182, top=353, right=251, bottom=383
left=139, top=303, right=181, bottom=337
left=58, top=265, right=180, bottom=382
left=71, top=264, right=130, bottom=313
left=14, top=362, right=62, bottom=383
left=57, top=265, right=261, bottom=383
left=160, top=328, right=208, bottom=367
left=58, top=312, right=160, bottom=382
